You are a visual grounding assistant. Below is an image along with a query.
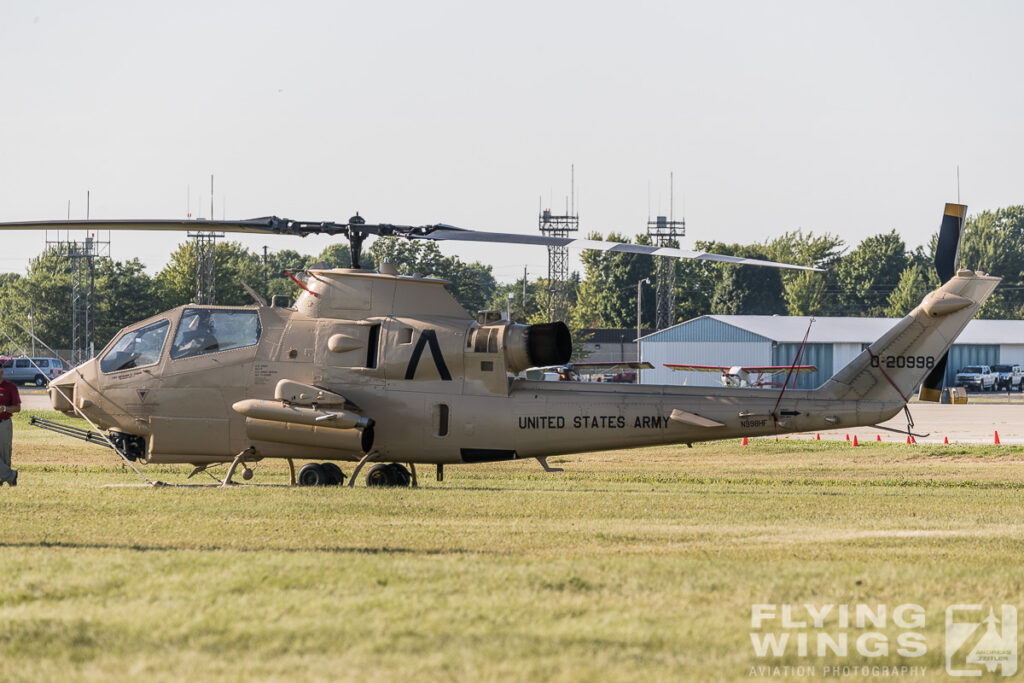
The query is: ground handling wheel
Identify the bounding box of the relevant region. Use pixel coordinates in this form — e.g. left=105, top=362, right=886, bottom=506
left=366, top=463, right=411, bottom=487
left=297, top=463, right=329, bottom=487
left=386, top=463, right=411, bottom=486
left=321, top=463, right=346, bottom=486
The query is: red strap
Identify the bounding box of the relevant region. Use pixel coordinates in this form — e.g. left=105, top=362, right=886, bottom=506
left=284, top=270, right=320, bottom=298
left=772, top=318, right=814, bottom=418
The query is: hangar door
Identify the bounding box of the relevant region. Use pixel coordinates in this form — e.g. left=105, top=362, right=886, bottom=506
left=944, top=345, right=999, bottom=387
left=772, top=343, right=833, bottom=390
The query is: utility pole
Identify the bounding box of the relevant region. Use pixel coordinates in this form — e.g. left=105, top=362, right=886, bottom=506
left=522, top=266, right=528, bottom=320
left=636, top=277, right=650, bottom=362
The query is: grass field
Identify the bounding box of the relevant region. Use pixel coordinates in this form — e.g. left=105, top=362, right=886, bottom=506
left=2, top=410, right=1023, bottom=681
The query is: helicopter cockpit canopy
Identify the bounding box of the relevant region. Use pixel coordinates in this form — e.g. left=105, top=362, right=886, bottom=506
left=99, top=308, right=262, bottom=374
left=100, top=319, right=170, bottom=373
left=170, top=308, right=261, bottom=360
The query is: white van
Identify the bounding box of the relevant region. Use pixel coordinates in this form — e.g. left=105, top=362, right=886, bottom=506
left=0, top=356, right=67, bottom=386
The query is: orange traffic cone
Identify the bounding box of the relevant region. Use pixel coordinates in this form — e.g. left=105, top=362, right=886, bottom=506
left=845, top=433, right=850, bottom=441
left=943, top=436, right=949, bottom=444
left=852, top=435, right=859, bottom=447
left=994, top=431, right=1001, bottom=445
left=815, top=433, right=820, bottom=440
left=876, top=434, right=882, bottom=442
left=741, top=437, right=749, bottom=446
left=906, top=435, right=913, bottom=444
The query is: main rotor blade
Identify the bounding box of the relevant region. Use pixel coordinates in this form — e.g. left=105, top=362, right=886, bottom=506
left=420, top=226, right=824, bottom=271
left=0, top=217, right=823, bottom=271
left=0, top=217, right=350, bottom=236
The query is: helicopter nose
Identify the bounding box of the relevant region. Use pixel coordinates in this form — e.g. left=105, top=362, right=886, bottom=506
left=48, top=371, right=76, bottom=413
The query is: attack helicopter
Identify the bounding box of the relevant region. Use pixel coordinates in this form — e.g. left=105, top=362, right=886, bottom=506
left=0, top=203, right=992, bottom=487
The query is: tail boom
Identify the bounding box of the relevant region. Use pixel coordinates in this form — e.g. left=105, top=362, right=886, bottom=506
left=817, top=270, right=999, bottom=403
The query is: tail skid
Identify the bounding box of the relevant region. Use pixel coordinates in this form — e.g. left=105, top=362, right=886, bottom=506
left=816, top=270, right=999, bottom=403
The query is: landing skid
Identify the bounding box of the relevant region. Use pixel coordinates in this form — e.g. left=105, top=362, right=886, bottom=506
left=872, top=424, right=930, bottom=439
left=220, top=447, right=257, bottom=487
left=347, top=450, right=382, bottom=488
left=538, top=457, right=563, bottom=473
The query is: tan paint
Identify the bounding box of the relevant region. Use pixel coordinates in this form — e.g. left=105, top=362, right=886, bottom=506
left=49, top=268, right=999, bottom=468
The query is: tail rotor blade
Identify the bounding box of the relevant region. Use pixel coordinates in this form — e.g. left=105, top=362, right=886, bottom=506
left=934, top=203, right=966, bottom=283
left=919, top=203, right=967, bottom=402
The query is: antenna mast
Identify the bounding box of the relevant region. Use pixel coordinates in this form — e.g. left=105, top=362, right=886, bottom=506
left=188, top=174, right=223, bottom=304
left=647, top=172, right=685, bottom=330
left=47, top=191, right=109, bottom=365
left=538, top=164, right=579, bottom=323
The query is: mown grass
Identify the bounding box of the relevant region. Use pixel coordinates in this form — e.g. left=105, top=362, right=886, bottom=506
left=1, top=411, right=1023, bottom=681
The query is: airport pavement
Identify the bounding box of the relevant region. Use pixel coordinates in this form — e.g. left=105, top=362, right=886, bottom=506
left=798, top=402, right=1024, bottom=444
left=19, top=389, right=52, bottom=411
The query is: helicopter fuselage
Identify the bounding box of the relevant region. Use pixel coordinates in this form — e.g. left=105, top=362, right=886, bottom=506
left=48, top=267, right=995, bottom=468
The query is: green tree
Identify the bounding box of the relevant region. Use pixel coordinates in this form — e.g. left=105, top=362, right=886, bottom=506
left=672, top=258, right=717, bottom=323
left=710, top=264, right=786, bottom=315
left=0, top=273, right=26, bottom=353
left=155, top=241, right=265, bottom=307
left=698, top=242, right=786, bottom=316
left=763, top=230, right=843, bottom=316
left=0, top=250, right=159, bottom=355
left=488, top=277, right=544, bottom=323
left=313, top=243, right=353, bottom=269
left=955, top=207, right=1024, bottom=318
left=367, top=237, right=496, bottom=313
left=571, top=233, right=655, bottom=329
left=94, top=258, right=160, bottom=347
left=826, top=230, right=908, bottom=317
left=884, top=263, right=929, bottom=318
left=1, top=247, right=74, bottom=351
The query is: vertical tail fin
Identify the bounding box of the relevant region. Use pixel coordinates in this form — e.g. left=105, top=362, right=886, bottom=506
left=817, top=270, right=998, bottom=402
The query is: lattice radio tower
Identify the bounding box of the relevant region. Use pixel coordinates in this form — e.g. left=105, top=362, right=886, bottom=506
left=187, top=230, right=222, bottom=304
left=538, top=166, right=578, bottom=322
left=646, top=173, right=685, bottom=330
left=46, top=193, right=110, bottom=365
left=188, top=175, right=223, bottom=305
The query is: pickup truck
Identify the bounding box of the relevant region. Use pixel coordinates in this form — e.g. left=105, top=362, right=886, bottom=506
left=955, top=365, right=998, bottom=392
left=992, top=364, right=1023, bottom=391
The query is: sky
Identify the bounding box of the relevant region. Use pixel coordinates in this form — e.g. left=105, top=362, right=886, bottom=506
left=2, top=1, right=1023, bottom=283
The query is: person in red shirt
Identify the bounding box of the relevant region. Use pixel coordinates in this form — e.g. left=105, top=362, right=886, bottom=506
left=0, top=363, right=21, bottom=486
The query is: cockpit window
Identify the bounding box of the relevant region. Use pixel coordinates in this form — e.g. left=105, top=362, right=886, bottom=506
left=171, top=309, right=261, bottom=360
left=100, top=320, right=170, bottom=373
